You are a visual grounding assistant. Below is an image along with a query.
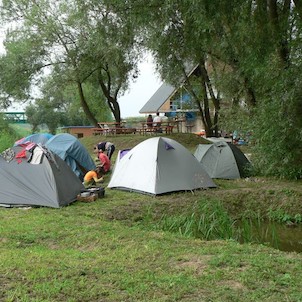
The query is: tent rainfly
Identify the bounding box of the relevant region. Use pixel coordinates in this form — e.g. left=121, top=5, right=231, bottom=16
left=108, top=137, right=216, bottom=195
left=0, top=145, right=84, bottom=208
left=194, top=141, right=251, bottom=179
left=45, top=133, right=96, bottom=180
left=14, top=133, right=53, bottom=146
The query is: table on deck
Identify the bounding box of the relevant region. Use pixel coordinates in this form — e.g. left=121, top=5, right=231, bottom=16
left=139, top=121, right=181, bottom=135
left=93, top=121, right=135, bottom=136
left=97, top=121, right=127, bottom=129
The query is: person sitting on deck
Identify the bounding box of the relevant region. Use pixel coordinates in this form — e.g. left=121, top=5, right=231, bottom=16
left=146, top=114, right=153, bottom=128
left=153, top=112, right=162, bottom=133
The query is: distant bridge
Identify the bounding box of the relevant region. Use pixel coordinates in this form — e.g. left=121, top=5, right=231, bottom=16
left=3, top=112, right=27, bottom=123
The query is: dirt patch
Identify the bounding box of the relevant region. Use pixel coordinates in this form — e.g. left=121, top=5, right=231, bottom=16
left=175, top=255, right=212, bottom=274
left=217, top=280, right=246, bottom=290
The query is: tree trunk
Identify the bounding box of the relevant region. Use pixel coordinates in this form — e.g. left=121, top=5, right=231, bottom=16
left=199, top=60, right=220, bottom=137
left=108, top=96, right=121, bottom=125
left=293, top=0, right=302, bottom=21
left=98, top=77, right=121, bottom=125
left=244, top=77, right=257, bottom=107
left=267, top=0, right=290, bottom=66
left=201, top=79, right=214, bottom=137
left=77, top=82, right=99, bottom=126
left=183, top=67, right=213, bottom=137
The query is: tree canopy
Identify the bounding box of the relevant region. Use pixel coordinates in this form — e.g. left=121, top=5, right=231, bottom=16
left=0, top=0, right=301, bottom=178
left=116, top=0, right=302, bottom=178
left=0, top=0, right=140, bottom=125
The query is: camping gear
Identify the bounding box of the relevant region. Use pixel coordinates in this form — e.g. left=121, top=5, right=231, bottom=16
left=81, top=192, right=90, bottom=197
left=77, top=193, right=97, bottom=202
left=14, top=133, right=53, bottom=146
left=108, top=137, right=216, bottom=195
left=194, top=141, right=251, bottom=179
left=88, top=187, right=105, bottom=198
left=80, top=187, right=105, bottom=199
left=45, top=133, right=96, bottom=180
left=0, top=145, right=84, bottom=208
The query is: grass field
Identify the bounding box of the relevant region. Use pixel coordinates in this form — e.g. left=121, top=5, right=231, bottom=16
left=1, top=133, right=302, bottom=301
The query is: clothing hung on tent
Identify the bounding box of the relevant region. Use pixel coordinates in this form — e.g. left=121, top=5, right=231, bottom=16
left=0, top=145, right=84, bottom=208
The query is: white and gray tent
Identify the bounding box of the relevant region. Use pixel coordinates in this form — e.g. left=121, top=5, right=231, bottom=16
left=194, top=141, right=251, bottom=179
left=108, top=137, right=216, bottom=195
left=0, top=145, right=84, bottom=208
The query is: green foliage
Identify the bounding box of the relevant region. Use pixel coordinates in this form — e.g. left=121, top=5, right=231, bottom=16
left=0, top=114, right=23, bottom=150
left=1, top=0, right=302, bottom=179
left=0, top=130, right=16, bottom=151
left=122, top=0, right=302, bottom=179
left=63, top=82, right=112, bottom=124
left=268, top=209, right=302, bottom=224
left=251, top=74, right=302, bottom=179
left=219, top=105, right=252, bottom=135
left=156, top=199, right=235, bottom=240
left=154, top=198, right=285, bottom=250
left=0, top=0, right=140, bottom=125
left=25, top=101, right=63, bottom=134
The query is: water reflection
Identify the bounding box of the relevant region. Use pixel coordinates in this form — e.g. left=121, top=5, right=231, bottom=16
left=237, top=220, right=302, bottom=253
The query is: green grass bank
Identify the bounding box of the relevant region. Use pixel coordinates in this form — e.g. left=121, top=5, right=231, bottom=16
left=1, top=133, right=302, bottom=301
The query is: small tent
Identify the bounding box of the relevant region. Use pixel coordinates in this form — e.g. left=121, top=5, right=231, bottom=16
left=108, top=137, right=216, bottom=195
left=0, top=145, right=84, bottom=208
left=14, top=133, right=53, bottom=146
left=194, top=141, right=251, bottom=179
left=45, top=133, right=96, bottom=180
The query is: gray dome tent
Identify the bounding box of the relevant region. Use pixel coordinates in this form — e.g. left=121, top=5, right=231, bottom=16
left=194, top=141, right=251, bottom=179
left=108, top=137, right=216, bottom=195
left=0, top=145, right=84, bottom=208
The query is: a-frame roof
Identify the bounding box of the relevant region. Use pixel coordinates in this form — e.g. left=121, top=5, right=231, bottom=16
left=139, top=64, right=199, bottom=114
left=139, top=82, right=176, bottom=114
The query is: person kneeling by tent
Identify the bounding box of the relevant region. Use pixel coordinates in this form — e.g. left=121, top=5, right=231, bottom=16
left=94, top=148, right=111, bottom=173
left=83, top=166, right=104, bottom=188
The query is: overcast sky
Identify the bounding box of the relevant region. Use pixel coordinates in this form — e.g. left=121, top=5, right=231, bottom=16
left=119, top=56, right=162, bottom=118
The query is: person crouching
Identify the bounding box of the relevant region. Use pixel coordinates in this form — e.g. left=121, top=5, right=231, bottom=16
left=94, top=148, right=111, bottom=173
left=83, top=166, right=104, bottom=188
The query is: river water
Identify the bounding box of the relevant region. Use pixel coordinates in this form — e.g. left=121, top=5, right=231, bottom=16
left=238, top=221, right=302, bottom=253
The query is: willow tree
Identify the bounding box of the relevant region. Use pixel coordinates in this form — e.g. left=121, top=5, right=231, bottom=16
left=0, top=0, right=139, bottom=125
left=108, top=1, right=222, bottom=136
left=116, top=0, right=302, bottom=178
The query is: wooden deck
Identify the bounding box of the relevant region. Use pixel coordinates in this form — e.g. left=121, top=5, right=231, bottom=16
left=92, top=121, right=176, bottom=136
left=92, top=125, right=174, bottom=136
left=92, top=127, right=136, bottom=136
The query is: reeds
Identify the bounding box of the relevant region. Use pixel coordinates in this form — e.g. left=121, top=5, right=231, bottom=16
left=156, top=199, right=280, bottom=249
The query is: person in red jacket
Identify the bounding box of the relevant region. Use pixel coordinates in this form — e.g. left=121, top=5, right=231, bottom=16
left=97, top=150, right=111, bottom=173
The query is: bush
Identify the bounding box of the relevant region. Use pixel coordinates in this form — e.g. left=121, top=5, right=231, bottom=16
left=0, top=130, right=17, bottom=151
left=0, top=114, right=27, bottom=151
left=251, top=96, right=302, bottom=179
